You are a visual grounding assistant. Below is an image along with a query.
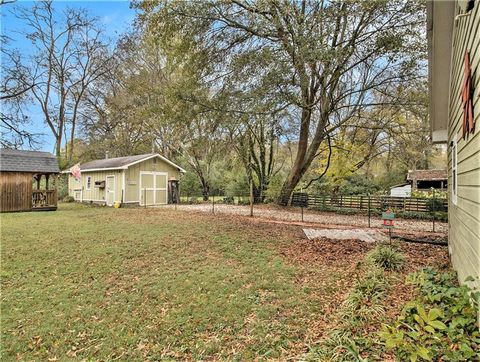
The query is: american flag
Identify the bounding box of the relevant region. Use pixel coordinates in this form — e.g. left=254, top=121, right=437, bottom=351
left=70, top=163, right=81, bottom=181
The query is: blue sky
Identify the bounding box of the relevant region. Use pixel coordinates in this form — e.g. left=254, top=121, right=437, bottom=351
left=1, top=0, right=137, bottom=152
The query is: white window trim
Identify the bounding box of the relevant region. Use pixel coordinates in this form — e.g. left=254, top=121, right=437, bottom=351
left=451, top=139, right=458, bottom=206
left=86, top=176, right=92, bottom=191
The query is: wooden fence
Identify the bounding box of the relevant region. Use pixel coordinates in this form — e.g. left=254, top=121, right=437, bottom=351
left=292, top=193, right=448, bottom=213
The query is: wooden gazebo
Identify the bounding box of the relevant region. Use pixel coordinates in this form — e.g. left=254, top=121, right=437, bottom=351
left=0, top=149, right=60, bottom=212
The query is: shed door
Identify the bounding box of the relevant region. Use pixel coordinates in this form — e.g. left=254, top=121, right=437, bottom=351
left=155, top=174, right=167, bottom=204
left=140, top=173, right=154, bottom=206
left=106, top=176, right=115, bottom=206
left=140, top=172, right=167, bottom=206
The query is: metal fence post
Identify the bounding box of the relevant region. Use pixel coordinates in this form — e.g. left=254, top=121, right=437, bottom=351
left=144, top=188, right=146, bottom=209
left=368, top=194, right=371, bottom=228
left=432, top=188, right=435, bottom=233
left=249, top=179, right=254, bottom=217
left=212, top=194, right=215, bottom=214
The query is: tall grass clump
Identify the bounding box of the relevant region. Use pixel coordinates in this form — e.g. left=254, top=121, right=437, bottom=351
left=368, top=243, right=405, bottom=271
left=342, top=267, right=388, bottom=323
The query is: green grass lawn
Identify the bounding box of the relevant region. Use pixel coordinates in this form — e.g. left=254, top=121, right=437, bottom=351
left=1, top=203, right=355, bottom=361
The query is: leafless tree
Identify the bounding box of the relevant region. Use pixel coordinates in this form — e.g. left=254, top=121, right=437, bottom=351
left=1, top=41, right=40, bottom=148
left=12, top=1, right=110, bottom=159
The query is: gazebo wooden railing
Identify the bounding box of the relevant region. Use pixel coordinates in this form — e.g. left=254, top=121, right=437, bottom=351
left=32, top=189, right=57, bottom=210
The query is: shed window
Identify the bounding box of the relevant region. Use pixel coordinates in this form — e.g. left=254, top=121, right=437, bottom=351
left=86, top=176, right=92, bottom=190
left=452, top=140, right=457, bottom=205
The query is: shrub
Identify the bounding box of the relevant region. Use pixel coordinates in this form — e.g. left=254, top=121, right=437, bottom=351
left=425, top=198, right=447, bottom=212
left=368, top=244, right=405, bottom=271
left=57, top=174, right=69, bottom=200
left=223, top=196, right=234, bottom=204
left=380, top=268, right=480, bottom=362
left=188, top=197, right=200, bottom=204
left=396, top=211, right=448, bottom=222
left=412, top=189, right=448, bottom=199
left=237, top=198, right=250, bottom=205
left=62, top=195, right=75, bottom=203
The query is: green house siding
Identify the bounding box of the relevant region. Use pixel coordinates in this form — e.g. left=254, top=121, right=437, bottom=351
left=447, top=3, right=480, bottom=290
left=68, top=170, right=122, bottom=203
left=123, top=157, right=181, bottom=203
left=69, top=156, right=182, bottom=205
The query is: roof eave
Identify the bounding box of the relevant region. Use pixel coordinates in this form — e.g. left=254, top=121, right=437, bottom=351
left=123, top=153, right=187, bottom=173
left=61, top=166, right=127, bottom=173
left=427, top=0, right=455, bottom=144
left=61, top=153, right=186, bottom=174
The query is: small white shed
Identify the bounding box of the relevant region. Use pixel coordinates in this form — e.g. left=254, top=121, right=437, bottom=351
left=389, top=183, right=412, bottom=198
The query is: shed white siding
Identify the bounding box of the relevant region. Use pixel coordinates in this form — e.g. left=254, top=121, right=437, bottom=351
left=390, top=184, right=412, bottom=198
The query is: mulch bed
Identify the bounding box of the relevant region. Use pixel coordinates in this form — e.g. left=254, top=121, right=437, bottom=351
left=281, top=236, right=450, bottom=324
left=281, top=237, right=374, bottom=266
left=282, top=236, right=449, bottom=270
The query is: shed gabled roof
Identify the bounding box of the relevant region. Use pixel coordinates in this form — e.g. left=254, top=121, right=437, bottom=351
left=407, top=169, right=447, bottom=181
left=76, top=153, right=186, bottom=173
left=0, top=149, right=60, bottom=173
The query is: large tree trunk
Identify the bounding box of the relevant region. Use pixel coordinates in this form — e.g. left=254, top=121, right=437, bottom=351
left=277, top=107, right=318, bottom=205
left=277, top=163, right=304, bottom=206
left=201, top=183, right=210, bottom=201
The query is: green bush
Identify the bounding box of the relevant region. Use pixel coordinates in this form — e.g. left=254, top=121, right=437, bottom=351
left=313, top=205, right=365, bottom=215
left=310, top=206, right=447, bottom=221
left=368, top=244, right=405, bottom=271
left=396, top=211, right=448, bottom=222
left=57, top=174, right=69, bottom=200
left=425, top=198, right=447, bottom=212
left=412, top=189, right=448, bottom=199
left=380, top=268, right=480, bottom=361
left=62, top=195, right=75, bottom=203
left=338, top=174, right=381, bottom=196
left=237, top=198, right=250, bottom=205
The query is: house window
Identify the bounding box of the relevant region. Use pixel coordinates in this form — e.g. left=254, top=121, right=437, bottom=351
left=86, top=176, right=92, bottom=190
left=452, top=140, right=458, bottom=205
